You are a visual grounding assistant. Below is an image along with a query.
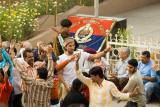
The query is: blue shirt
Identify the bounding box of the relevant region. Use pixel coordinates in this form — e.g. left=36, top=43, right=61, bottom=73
left=138, top=60, right=156, bottom=84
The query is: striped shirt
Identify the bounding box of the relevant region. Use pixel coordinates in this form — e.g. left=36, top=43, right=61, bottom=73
left=14, top=59, right=54, bottom=107
left=76, top=69, right=130, bottom=107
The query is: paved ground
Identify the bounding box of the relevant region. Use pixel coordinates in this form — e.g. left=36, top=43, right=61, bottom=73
left=116, top=3, right=160, bottom=40
left=112, top=3, right=160, bottom=107
left=112, top=100, right=160, bottom=107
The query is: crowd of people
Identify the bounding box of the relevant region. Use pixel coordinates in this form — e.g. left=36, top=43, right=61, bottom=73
left=0, top=18, right=160, bottom=107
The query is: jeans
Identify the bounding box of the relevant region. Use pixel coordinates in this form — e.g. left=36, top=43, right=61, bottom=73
left=144, top=82, right=157, bottom=102
left=154, top=83, right=160, bottom=100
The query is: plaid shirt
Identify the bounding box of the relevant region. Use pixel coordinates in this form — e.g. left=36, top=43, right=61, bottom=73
left=14, top=59, right=54, bottom=107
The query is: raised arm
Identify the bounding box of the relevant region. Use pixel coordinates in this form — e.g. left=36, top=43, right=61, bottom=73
left=110, top=82, right=139, bottom=100
left=9, top=40, right=16, bottom=60
left=3, top=64, right=13, bottom=91
left=75, top=53, right=92, bottom=86
left=56, top=55, right=76, bottom=72
left=89, top=46, right=112, bottom=60
left=44, top=45, right=54, bottom=77
left=14, top=58, right=26, bottom=72
left=13, top=59, right=33, bottom=84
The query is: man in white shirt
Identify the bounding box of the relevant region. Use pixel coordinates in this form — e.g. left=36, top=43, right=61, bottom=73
left=57, top=37, right=111, bottom=99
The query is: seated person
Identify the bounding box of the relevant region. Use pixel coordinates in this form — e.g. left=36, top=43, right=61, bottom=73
left=108, top=47, right=130, bottom=90
left=151, top=64, right=160, bottom=101
left=138, top=51, right=157, bottom=103
left=122, top=59, right=146, bottom=107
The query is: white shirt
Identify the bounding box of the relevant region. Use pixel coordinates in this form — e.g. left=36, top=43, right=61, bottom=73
left=57, top=34, right=64, bottom=50
left=57, top=50, right=90, bottom=85
left=76, top=69, right=130, bottom=107
left=114, top=57, right=130, bottom=78
left=13, top=67, right=22, bottom=95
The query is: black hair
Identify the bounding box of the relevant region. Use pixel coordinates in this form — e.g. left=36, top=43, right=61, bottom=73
left=60, top=19, right=72, bottom=28
left=0, top=67, right=10, bottom=78
left=142, top=51, right=150, bottom=58
left=89, top=66, right=104, bottom=79
left=37, top=67, right=48, bottom=80
left=71, top=78, right=82, bottom=92
left=82, top=72, right=90, bottom=78
left=5, top=47, right=17, bottom=55
left=74, top=39, right=79, bottom=51
left=23, top=48, right=33, bottom=59
left=0, top=68, right=4, bottom=78
left=128, top=59, right=138, bottom=68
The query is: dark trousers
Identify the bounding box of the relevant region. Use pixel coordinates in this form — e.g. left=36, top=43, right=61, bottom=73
left=13, top=93, right=22, bottom=107
left=109, top=77, right=128, bottom=91
left=8, top=90, right=14, bottom=107
left=125, top=101, right=138, bottom=107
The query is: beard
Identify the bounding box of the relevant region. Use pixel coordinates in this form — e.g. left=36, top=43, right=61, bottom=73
left=68, top=50, right=74, bottom=55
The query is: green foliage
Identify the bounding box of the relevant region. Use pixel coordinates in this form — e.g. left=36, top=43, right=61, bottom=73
left=0, top=1, right=39, bottom=40
left=0, top=0, right=104, bottom=41
left=117, top=28, right=132, bottom=43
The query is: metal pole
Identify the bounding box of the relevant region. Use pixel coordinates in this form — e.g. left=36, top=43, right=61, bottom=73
left=94, top=0, right=99, bottom=18
left=54, top=0, right=57, bottom=27
left=8, top=0, right=11, bottom=15
left=45, top=0, right=49, bottom=14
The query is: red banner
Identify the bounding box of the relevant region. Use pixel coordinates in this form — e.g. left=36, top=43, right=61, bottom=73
left=68, top=16, right=113, bottom=36
left=68, top=15, right=113, bottom=51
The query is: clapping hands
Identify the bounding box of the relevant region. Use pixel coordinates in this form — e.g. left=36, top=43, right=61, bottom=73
left=41, top=44, right=53, bottom=55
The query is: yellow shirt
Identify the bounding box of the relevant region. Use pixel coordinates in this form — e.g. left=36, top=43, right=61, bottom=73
left=76, top=70, right=130, bottom=107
